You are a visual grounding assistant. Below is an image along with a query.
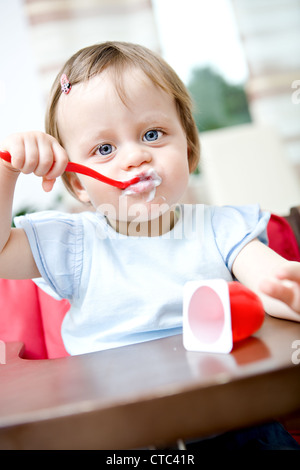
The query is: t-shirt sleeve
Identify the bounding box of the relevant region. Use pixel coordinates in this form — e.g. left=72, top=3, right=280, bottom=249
left=211, top=204, right=270, bottom=272
left=14, top=211, right=84, bottom=300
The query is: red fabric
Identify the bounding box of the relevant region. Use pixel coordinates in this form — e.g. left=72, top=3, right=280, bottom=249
left=291, top=432, right=300, bottom=445
left=267, top=214, right=300, bottom=262
left=0, top=279, right=47, bottom=359
left=38, top=288, right=70, bottom=359
left=0, top=279, right=69, bottom=359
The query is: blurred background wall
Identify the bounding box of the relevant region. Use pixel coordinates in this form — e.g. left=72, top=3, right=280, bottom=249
left=0, top=0, right=299, bottom=215
left=24, top=0, right=160, bottom=99
left=232, top=0, right=300, bottom=166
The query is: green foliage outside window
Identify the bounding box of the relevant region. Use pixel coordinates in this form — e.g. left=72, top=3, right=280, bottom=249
left=187, top=67, right=251, bottom=133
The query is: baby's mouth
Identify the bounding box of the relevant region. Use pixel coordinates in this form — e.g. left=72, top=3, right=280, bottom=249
left=122, top=169, right=162, bottom=202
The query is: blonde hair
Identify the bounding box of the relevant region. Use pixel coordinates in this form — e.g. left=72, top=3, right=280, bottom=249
left=45, top=41, right=200, bottom=197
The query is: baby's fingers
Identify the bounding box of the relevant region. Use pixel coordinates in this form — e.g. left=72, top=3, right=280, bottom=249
left=260, top=277, right=300, bottom=313
left=48, top=140, right=69, bottom=178
left=275, top=261, right=300, bottom=283
left=1, top=134, right=30, bottom=171
left=9, top=132, right=46, bottom=174
left=42, top=177, right=56, bottom=193
left=35, top=138, right=68, bottom=179
left=1, top=132, right=67, bottom=178
left=260, top=278, right=293, bottom=301
left=37, top=139, right=68, bottom=192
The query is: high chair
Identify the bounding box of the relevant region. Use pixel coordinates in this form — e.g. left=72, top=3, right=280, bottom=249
left=0, top=279, right=69, bottom=359
left=0, top=210, right=299, bottom=448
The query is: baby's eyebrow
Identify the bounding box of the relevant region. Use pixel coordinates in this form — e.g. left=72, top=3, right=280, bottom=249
left=139, top=112, right=170, bottom=126
left=78, top=128, right=113, bottom=148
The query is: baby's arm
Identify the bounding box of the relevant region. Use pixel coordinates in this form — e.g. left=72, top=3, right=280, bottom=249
left=232, top=239, right=300, bottom=322
left=0, top=131, right=68, bottom=279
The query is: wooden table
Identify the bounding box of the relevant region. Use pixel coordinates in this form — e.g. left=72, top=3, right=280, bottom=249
left=0, top=315, right=299, bottom=450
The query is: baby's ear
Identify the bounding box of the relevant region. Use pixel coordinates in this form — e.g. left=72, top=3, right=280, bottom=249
left=65, top=172, right=90, bottom=203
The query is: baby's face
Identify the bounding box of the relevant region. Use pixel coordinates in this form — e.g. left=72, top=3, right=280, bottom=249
left=57, top=67, right=190, bottom=235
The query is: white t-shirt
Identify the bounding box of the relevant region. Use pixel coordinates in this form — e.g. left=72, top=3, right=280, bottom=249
left=15, top=204, right=270, bottom=355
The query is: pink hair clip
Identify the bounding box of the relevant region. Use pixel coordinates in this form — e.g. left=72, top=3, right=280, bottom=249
left=60, top=73, right=71, bottom=94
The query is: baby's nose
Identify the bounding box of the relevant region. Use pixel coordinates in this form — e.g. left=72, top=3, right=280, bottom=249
left=122, top=144, right=152, bottom=169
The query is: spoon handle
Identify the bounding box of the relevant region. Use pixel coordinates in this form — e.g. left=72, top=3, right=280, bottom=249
left=0, top=151, right=139, bottom=189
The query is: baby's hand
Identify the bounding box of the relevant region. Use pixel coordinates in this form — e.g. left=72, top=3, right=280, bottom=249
left=260, top=261, right=300, bottom=314
left=0, top=131, right=68, bottom=191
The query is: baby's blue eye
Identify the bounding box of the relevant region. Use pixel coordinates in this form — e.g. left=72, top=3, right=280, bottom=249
left=97, top=143, right=114, bottom=156
left=143, top=130, right=160, bottom=142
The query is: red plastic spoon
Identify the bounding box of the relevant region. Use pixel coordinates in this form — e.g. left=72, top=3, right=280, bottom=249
left=0, top=150, right=140, bottom=190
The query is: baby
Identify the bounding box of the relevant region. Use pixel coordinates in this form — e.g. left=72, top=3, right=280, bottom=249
left=0, top=41, right=299, bottom=450
left=0, top=41, right=300, bottom=357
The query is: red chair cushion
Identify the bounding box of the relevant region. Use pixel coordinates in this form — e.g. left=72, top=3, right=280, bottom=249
left=38, top=288, right=69, bottom=359
left=0, top=279, right=69, bottom=359
left=267, top=214, right=300, bottom=262
left=0, top=279, right=47, bottom=359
